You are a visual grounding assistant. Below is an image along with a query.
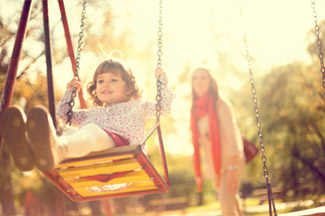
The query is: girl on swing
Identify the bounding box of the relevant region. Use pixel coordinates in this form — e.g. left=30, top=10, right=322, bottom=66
left=0, top=59, right=174, bottom=172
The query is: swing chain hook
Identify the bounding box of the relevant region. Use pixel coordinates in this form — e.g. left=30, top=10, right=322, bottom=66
left=311, top=0, right=325, bottom=100
left=66, top=0, right=88, bottom=125
left=156, top=0, right=163, bottom=122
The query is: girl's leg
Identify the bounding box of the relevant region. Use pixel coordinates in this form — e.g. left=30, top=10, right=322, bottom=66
left=0, top=106, right=34, bottom=171
left=62, top=123, right=115, bottom=158
left=26, top=106, right=115, bottom=172
left=62, top=127, right=78, bottom=136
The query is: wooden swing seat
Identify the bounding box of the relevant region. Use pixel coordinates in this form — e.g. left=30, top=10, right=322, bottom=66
left=43, top=144, right=169, bottom=202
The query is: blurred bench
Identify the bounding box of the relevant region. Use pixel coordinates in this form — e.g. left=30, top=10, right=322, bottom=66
left=252, top=187, right=285, bottom=204
left=148, top=197, right=188, bottom=211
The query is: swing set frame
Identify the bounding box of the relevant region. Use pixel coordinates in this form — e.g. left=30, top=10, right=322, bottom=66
left=2, top=0, right=324, bottom=215
left=0, top=0, right=170, bottom=203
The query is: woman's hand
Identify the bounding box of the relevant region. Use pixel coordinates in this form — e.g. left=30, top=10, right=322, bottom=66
left=226, top=170, right=239, bottom=194
left=67, top=77, right=82, bottom=92
left=155, top=67, right=166, bottom=79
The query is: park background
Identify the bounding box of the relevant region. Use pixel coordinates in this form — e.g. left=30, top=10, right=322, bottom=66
left=0, top=0, right=325, bottom=215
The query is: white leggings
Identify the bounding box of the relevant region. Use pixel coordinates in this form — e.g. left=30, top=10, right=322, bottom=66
left=61, top=124, right=115, bottom=158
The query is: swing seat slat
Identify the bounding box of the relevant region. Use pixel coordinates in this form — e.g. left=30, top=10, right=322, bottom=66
left=77, top=182, right=158, bottom=197
left=43, top=144, right=170, bottom=202
left=55, top=154, right=135, bottom=168
left=65, top=170, right=151, bottom=187
left=56, top=158, right=142, bottom=179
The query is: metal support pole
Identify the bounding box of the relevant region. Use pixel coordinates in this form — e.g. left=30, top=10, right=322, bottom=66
left=42, top=0, right=56, bottom=127
left=0, top=0, right=33, bottom=153
left=157, top=125, right=170, bottom=186
left=42, top=1, right=66, bottom=215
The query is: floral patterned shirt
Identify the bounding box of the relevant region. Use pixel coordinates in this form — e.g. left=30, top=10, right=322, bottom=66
left=56, top=75, right=175, bottom=147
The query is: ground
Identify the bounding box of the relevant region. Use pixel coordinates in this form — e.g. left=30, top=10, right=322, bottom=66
left=112, top=198, right=325, bottom=216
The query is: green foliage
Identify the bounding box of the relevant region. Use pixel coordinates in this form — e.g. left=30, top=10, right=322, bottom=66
left=233, top=60, right=325, bottom=201
left=167, top=156, right=197, bottom=199
left=306, top=20, right=325, bottom=57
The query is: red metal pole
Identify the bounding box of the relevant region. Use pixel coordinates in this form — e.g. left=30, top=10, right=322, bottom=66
left=0, top=0, right=33, bottom=153
left=58, top=0, right=76, bottom=69
left=157, top=125, right=170, bottom=186
left=58, top=0, right=87, bottom=109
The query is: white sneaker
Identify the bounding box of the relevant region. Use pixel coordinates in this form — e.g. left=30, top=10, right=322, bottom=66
left=0, top=106, right=34, bottom=171
left=26, top=106, right=64, bottom=172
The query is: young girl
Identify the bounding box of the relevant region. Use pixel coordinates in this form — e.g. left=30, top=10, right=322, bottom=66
left=190, top=67, right=245, bottom=216
left=0, top=59, right=174, bottom=172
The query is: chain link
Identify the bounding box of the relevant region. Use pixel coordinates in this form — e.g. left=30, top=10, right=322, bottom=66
left=238, top=1, right=277, bottom=215
left=238, top=0, right=269, bottom=181
left=311, top=0, right=325, bottom=100
left=157, top=0, right=163, bottom=68
left=66, top=0, right=88, bottom=125
left=156, top=0, right=163, bottom=121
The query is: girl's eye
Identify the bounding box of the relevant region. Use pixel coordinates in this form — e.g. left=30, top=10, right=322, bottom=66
left=111, top=78, right=118, bottom=82
left=97, top=80, right=104, bottom=84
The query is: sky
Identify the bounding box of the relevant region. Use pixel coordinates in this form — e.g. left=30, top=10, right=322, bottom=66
left=111, top=0, right=325, bottom=155
left=1, top=0, right=325, bottom=155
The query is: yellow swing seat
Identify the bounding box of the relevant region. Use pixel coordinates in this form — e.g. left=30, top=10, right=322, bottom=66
left=43, top=143, right=170, bottom=202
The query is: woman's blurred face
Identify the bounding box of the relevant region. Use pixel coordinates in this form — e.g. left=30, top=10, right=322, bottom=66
left=192, top=69, right=210, bottom=98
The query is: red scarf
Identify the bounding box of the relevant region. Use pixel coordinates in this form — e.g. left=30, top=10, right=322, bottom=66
left=190, top=93, right=221, bottom=191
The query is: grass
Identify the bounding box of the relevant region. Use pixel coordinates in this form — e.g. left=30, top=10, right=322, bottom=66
left=114, top=198, right=268, bottom=216
left=114, top=198, right=323, bottom=216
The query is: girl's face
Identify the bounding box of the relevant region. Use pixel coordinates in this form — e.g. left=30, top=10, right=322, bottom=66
left=95, top=72, right=130, bottom=105
left=192, top=69, right=211, bottom=98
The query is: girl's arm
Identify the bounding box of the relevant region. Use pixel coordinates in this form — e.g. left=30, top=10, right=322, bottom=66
left=56, top=78, right=87, bottom=127
left=143, top=67, right=175, bottom=118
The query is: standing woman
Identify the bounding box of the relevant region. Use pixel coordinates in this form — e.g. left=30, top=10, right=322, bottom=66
left=190, top=67, right=245, bottom=216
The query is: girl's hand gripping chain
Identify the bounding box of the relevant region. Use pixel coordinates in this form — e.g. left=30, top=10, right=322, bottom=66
left=67, top=77, right=83, bottom=92
left=155, top=67, right=166, bottom=79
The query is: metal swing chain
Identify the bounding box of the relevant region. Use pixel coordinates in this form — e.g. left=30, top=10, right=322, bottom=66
left=66, top=0, right=88, bottom=125
left=311, top=0, right=325, bottom=100
left=238, top=1, right=277, bottom=215
left=156, top=0, right=163, bottom=122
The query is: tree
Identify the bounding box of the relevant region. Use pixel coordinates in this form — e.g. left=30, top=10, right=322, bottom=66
left=233, top=55, right=325, bottom=202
